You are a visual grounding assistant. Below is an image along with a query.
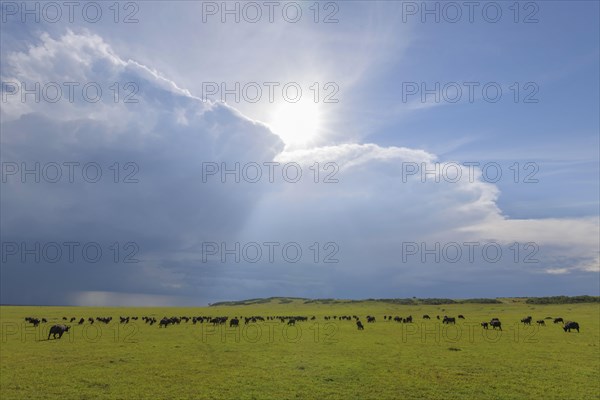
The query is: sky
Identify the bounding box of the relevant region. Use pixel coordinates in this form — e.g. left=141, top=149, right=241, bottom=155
left=0, top=1, right=598, bottom=306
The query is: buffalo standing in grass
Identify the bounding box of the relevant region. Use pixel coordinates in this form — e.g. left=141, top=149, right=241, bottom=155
left=563, top=321, right=580, bottom=333
left=25, top=317, right=40, bottom=327
left=356, top=321, right=364, bottom=330
left=48, top=325, right=70, bottom=339
left=554, top=318, right=564, bottom=324
left=490, top=319, right=502, bottom=331
left=521, top=316, right=532, bottom=325
left=159, top=318, right=172, bottom=328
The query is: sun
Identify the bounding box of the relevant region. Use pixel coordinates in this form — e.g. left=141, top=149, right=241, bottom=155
left=268, top=100, right=322, bottom=149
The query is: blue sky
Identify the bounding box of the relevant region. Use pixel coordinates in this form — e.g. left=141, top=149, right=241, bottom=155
left=1, top=1, right=598, bottom=305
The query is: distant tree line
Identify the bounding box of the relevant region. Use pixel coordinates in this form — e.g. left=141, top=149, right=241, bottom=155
left=525, top=295, right=600, bottom=304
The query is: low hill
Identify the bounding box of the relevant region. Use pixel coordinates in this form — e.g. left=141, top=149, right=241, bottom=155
left=209, top=295, right=599, bottom=307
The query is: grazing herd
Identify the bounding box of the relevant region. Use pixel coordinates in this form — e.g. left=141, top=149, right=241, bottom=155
left=22, top=312, right=582, bottom=340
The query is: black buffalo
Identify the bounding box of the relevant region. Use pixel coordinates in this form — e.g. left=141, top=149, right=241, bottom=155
left=554, top=318, right=564, bottom=324
left=563, top=321, right=580, bottom=333
left=490, top=319, right=502, bottom=331
left=481, top=322, right=489, bottom=329
left=25, top=317, right=40, bottom=327
left=536, top=320, right=545, bottom=326
left=521, top=316, right=532, bottom=325
left=48, top=325, right=70, bottom=339
left=443, top=316, right=456, bottom=324
left=356, top=321, right=364, bottom=330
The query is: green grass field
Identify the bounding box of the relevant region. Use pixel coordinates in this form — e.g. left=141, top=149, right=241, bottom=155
left=1, top=299, right=599, bottom=400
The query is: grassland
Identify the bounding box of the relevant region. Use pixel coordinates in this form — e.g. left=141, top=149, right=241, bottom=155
left=1, top=298, right=599, bottom=399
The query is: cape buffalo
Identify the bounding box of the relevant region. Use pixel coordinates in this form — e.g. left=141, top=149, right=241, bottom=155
left=563, top=321, right=580, bottom=333
left=490, top=319, right=502, bottom=331
left=554, top=318, right=564, bottom=324
left=521, top=316, right=532, bottom=325
left=356, top=321, right=364, bottom=330
left=443, top=317, right=456, bottom=324
left=48, top=325, right=70, bottom=339
left=159, top=317, right=171, bottom=328
left=25, top=318, right=40, bottom=327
